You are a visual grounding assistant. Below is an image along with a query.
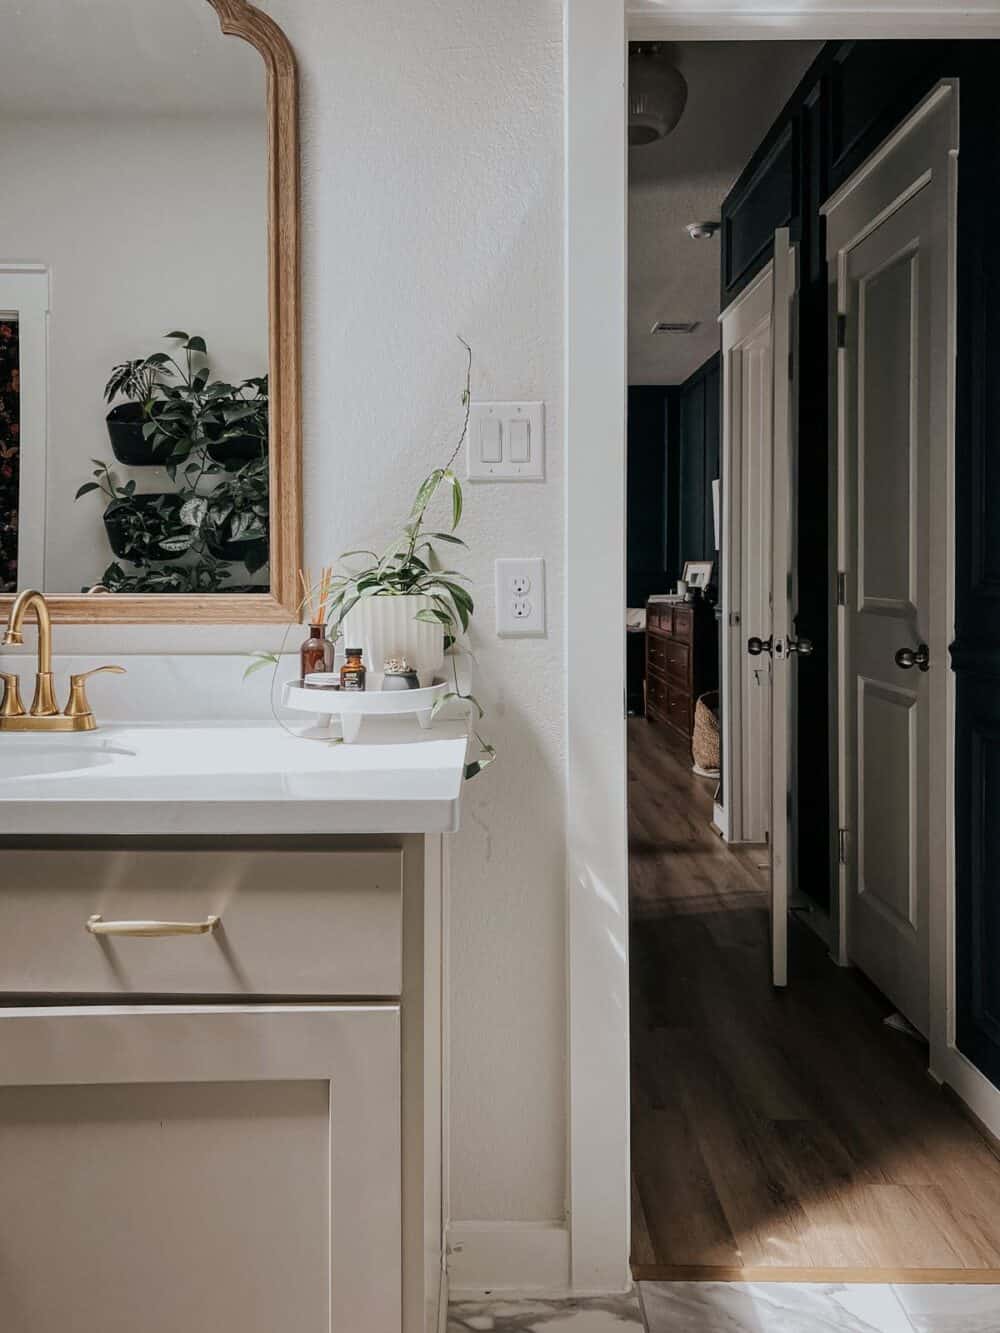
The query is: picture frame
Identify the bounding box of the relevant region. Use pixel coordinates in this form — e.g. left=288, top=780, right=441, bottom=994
left=683, top=559, right=714, bottom=589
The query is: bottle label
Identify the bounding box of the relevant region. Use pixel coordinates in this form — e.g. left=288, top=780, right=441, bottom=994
left=341, top=668, right=366, bottom=692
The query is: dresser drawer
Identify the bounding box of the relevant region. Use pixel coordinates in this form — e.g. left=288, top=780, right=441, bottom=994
left=672, top=606, right=693, bottom=641
left=647, top=634, right=669, bottom=674
left=661, top=637, right=690, bottom=682
left=665, top=684, right=691, bottom=733
left=0, top=849, right=402, bottom=997
left=649, top=604, right=673, bottom=634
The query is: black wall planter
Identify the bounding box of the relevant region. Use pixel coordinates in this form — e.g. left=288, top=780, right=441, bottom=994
left=204, top=424, right=266, bottom=468
left=105, top=402, right=181, bottom=466
left=103, top=493, right=183, bottom=562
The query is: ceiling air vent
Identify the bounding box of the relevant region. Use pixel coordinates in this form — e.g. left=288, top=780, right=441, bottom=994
left=650, top=321, right=698, bottom=335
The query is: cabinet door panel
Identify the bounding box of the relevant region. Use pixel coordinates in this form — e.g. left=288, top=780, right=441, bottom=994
left=0, top=1005, right=401, bottom=1333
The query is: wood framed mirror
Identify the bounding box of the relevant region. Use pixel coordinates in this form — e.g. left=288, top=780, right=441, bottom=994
left=0, top=0, right=300, bottom=622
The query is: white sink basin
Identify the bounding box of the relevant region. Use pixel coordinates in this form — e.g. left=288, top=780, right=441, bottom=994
left=0, top=740, right=133, bottom=780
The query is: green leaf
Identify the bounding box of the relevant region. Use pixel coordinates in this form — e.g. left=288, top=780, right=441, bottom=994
left=158, top=533, right=194, bottom=553
left=430, top=691, right=458, bottom=719
left=409, top=469, right=443, bottom=521
left=179, top=497, right=208, bottom=528
left=415, top=607, right=453, bottom=626
left=426, top=532, right=467, bottom=545
left=75, top=482, right=100, bottom=500
left=186, top=335, right=207, bottom=353
left=242, top=651, right=279, bottom=681
left=465, top=747, right=497, bottom=781
left=165, top=330, right=189, bottom=341
left=443, top=471, right=463, bottom=530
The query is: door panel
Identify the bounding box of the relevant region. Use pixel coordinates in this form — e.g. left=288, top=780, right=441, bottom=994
left=858, top=678, right=918, bottom=931
left=832, top=114, right=949, bottom=1029
left=859, top=250, right=919, bottom=614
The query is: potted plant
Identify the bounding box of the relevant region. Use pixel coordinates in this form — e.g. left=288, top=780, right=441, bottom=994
left=87, top=556, right=234, bottom=594
left=178, top=452, right=269, bottom=575
left=202, top=375, right=269, bottom=467
left=76, top=462, right=189, bottom=564
left=328, top=341, right=474, bottom=688
left=103, top=337, right=202, bottom=467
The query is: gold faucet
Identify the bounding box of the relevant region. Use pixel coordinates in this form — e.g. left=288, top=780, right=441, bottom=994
left=0, top=590, right=125, bottom=732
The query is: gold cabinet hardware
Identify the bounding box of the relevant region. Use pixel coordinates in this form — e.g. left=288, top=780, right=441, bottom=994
left=86, top=914, right=221, bottom=938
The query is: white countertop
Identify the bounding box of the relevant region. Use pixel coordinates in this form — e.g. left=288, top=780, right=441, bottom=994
left=0, top=719, right=470, bottom=836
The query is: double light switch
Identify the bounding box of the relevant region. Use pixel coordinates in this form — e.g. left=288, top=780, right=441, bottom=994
left=467, top=402, right=545, bottom=480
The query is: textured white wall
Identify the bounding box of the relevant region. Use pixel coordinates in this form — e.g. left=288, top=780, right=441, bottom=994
left=0, top=113, right=267, bottom=592
left=260, top=0, right=566, bottom=1223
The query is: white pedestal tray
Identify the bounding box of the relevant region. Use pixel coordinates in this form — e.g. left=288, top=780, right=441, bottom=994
left=282, top=678, right=449, bottom=743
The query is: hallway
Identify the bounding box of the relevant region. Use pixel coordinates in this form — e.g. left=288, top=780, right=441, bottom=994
left=628, top=717, right=1000, bottom=1281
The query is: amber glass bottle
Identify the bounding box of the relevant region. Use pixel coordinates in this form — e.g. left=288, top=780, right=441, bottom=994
left=340, top=648, right=367, bottom=691
left=300, top=624, right=335, bottom=684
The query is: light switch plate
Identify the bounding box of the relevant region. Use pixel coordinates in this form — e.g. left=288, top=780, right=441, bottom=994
left=467, top=402, right=545, bottom=481
left=495, top=557, right=546, bottom=637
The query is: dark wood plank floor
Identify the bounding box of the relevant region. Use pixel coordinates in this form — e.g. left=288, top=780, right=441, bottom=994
left=629, top=715, right=1000, bottom=1282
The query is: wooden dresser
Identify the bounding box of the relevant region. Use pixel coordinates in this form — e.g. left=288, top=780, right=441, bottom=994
left=645, top=598, right=718, bottom=741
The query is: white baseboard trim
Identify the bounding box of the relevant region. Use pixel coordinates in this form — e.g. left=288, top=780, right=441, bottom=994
left=446, top=1221, right=571, bottom=1298
left=935, top=1045, right=1000, bottom=1143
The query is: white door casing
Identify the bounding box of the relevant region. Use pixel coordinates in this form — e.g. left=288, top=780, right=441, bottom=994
left=721, top=262, right=774, bottom=845
left=824, top=82, right=958, bottom=1038
left=770, top=228, right=800, bottom=989
left=0, top=263, right=48, bottom=590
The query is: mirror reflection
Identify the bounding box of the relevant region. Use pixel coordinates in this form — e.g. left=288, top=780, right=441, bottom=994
left=0, top=0, right=268, bottom=596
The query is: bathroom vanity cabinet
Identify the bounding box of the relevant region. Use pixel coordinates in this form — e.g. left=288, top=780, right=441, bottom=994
left=0, top=835, right=446, bottom=1333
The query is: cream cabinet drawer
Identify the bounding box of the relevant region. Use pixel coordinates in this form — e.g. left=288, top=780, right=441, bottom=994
left=0, top=849, right=402, bottom=997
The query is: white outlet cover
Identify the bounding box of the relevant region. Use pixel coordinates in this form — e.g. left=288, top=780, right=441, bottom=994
left=496, top=558, right=546, bottom=637
left=468, top=402, right=545, bottom=481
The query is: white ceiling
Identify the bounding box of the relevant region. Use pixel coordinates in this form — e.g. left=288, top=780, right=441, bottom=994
left=629, top=40, right=821, bottom=385
left=0, top=0, right=263, bottom=116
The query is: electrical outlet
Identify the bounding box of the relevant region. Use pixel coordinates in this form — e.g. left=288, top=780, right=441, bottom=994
left=496, top=558, right=546, bottom=636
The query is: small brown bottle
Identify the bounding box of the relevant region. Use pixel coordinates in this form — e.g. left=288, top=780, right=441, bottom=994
left=340, top=647, right=367, bottom=692
left=300, top=623, right=335, bottom=684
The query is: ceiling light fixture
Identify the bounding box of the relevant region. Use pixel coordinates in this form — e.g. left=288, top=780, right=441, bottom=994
left=629, top=44, right=688, bottom=147
left=686, top=221, right=720, bottom=240
left=650, top=321, right=699, bottom=335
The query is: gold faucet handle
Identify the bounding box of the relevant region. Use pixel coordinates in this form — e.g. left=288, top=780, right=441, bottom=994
left=0, top=672, right=25, bottom=717
left=64, top=665, right=127, bottom=719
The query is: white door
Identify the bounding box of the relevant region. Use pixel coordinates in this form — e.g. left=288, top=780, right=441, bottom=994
left=721, top=265, right=774, bottom=846
left=0, top=1004, right=401, bottom=1333
left=769, top=228, right=800, bottom=988
left=825, top=84, right=958, bottom=1036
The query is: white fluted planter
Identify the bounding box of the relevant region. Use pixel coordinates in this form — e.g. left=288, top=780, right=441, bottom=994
left=340, top=594, right=445, bottom=688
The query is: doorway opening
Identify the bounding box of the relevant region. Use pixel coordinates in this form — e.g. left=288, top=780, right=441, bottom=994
left=626, top=36, right=1000, bottom=1282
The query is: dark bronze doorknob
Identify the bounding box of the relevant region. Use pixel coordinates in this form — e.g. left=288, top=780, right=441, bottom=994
left=747, top=636, right=772, bottom=656
left=787, top=636, right=814, bottom=656
left=894, top=643, right=930, bottom=672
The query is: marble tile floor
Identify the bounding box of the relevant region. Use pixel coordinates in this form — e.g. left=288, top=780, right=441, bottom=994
left=448, top=1283, right=1000, bottom=1332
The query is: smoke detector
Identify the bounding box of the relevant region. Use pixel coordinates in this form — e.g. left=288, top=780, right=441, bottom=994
left=650, top=320, right=698, bottom=335
left=686, top=221, right=720, bottom=240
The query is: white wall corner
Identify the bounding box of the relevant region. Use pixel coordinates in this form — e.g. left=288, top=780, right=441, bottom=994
left=564, top=0, right=631, bottom=1296
left=446, top=1222, right=571, bottom=1298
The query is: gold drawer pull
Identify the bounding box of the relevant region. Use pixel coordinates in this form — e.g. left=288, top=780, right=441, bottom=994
left=86, top=914, right=220, bottom=938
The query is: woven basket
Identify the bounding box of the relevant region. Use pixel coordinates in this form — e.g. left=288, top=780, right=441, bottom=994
left=692, top=690, right=720, bottom=774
